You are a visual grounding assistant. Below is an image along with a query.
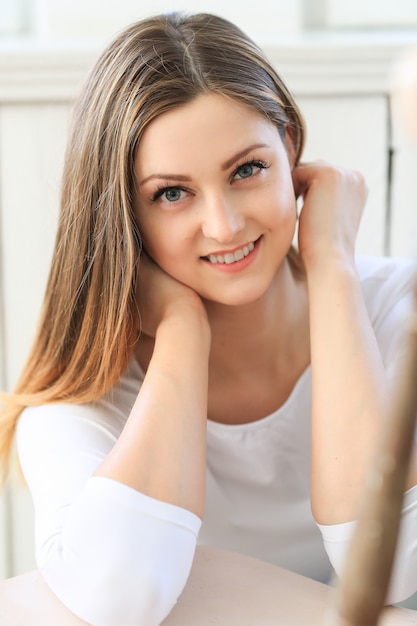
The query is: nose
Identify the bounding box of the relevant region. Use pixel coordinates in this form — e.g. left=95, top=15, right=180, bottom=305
left=201, top=194, right=244, bottom=243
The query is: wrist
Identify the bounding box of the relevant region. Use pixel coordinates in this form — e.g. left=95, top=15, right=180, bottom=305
left=304, top=250, right=357, bottom=283
left=159, top=299, right=211, bottom=346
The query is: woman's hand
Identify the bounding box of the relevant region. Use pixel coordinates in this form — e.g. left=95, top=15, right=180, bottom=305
left=292, top=161, right=368, bottom=272
left=136, top=252, right=208, bottom=338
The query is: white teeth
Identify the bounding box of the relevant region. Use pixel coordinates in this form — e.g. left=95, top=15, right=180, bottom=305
left=207, top=241, right=255, bottom=265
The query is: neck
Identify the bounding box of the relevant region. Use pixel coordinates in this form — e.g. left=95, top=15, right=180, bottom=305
left=204, top=261, right=310, bottom=379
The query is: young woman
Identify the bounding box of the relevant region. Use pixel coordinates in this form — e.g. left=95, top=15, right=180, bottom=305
left=1, top=12, right=417, bottom=626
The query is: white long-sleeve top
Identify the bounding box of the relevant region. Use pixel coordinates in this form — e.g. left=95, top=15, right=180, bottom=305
left=16, top=255, right=417, bottom=626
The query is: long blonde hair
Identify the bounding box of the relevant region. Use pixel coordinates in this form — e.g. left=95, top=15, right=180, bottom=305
left=0, top=12, right=306, bottom=477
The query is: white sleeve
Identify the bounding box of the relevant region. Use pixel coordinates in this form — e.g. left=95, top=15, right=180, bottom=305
left=316, top=485, right=417, bottom=604
left=16, top=404, right=201, bottom=626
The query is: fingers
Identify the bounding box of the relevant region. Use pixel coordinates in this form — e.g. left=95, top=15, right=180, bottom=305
left=291, top=160, right=328, bottom=200
left=292, top=162, right=369, bottom=224
left=294, top=161, right=368, bottom=269
left=293, top=161, right=368, bottom=199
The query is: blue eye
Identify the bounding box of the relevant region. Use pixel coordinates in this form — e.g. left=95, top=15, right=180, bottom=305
left=152, top=186, right=186, bottom=203
left=164, top=188, right=182, bottom=202
left=236, top=163, right=255, bottom=178
left=233, top=160, right=268, bottom=180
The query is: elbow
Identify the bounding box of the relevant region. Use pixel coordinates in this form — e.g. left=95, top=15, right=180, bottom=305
left=79, top=566, right=182, bottom=626
left=36, top=478, right=201, bottom=625
left=385, top=578, right=417, bottom=607
left=41, top=557, right=189, bottom=626
left=317, top=499, right=417, bottom=608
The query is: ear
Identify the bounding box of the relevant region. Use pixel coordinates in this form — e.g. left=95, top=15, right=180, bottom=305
left=283, top=125, right=297, bottom=169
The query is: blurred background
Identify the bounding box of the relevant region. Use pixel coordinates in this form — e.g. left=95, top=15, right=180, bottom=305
left=1, top=0, right=417, bottom=604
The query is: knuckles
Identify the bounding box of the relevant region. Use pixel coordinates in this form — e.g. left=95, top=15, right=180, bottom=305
left=294, top=161, right=368, bottom=205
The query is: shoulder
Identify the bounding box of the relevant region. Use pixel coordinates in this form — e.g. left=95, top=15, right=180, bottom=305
left=356, top=254, right=416, bottom=318
left=356, top=254, right=416, bottom=290
left=17, top=356, right=143, bottom=450
left=355, top=254, right=417, bottom=371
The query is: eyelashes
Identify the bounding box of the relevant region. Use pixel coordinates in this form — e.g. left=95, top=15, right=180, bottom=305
left=149, top=157, right=271, bottom=204
left=151, top=186, right=187, bottom=202
left=232, top=158, right=270, bottom=180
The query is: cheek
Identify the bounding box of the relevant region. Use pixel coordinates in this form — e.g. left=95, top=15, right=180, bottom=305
left=265, top=181, right=297, bottom=224
left=140, top=225, right=188, bottom=272
left=137, top=220, right=164, bottom=259
left=263, top=164, right=295, bottom=204
left=138, top=211, right=197, bottom=262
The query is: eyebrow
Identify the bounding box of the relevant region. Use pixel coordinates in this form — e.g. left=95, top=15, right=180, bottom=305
left=221, top=143, right=268, bottom=170
left=138, top=143, right=269, bottom=187
left=139, top=173, right=191, bottom=186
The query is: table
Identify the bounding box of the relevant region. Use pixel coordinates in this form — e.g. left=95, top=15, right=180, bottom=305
left=0, top=546, right=415, bottom=625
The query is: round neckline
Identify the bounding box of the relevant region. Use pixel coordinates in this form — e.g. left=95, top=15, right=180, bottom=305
left=206, top=364, right=312, bottom=433
left=128, top=353, right=312, bottom=432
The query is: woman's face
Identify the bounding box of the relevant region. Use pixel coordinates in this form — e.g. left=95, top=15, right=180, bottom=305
left=134, top=93, right=297, bottom=306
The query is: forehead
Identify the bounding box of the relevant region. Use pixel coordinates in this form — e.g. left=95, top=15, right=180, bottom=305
left=136, top=93, right=280, bottom=174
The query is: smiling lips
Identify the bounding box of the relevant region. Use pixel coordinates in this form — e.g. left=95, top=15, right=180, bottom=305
left=205, top=241, right=255, bottom=265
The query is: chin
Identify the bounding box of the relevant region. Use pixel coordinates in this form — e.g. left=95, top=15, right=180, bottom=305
left=202, top=281, right=273, bottom=308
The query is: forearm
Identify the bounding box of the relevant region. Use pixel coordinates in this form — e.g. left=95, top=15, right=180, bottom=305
left=307, top=259, right=387, bottom=524
left=95, top=307, right=210, bottom=518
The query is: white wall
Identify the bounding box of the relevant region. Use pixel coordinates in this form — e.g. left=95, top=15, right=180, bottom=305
left=2, top=0, right=417, bottom=40
left=327, top=0, right=417, bottom=28
left=7, top=0, right=305, bottom=40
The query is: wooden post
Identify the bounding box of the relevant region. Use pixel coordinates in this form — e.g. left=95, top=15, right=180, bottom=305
left=329, top=289, right=417, bottom=626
